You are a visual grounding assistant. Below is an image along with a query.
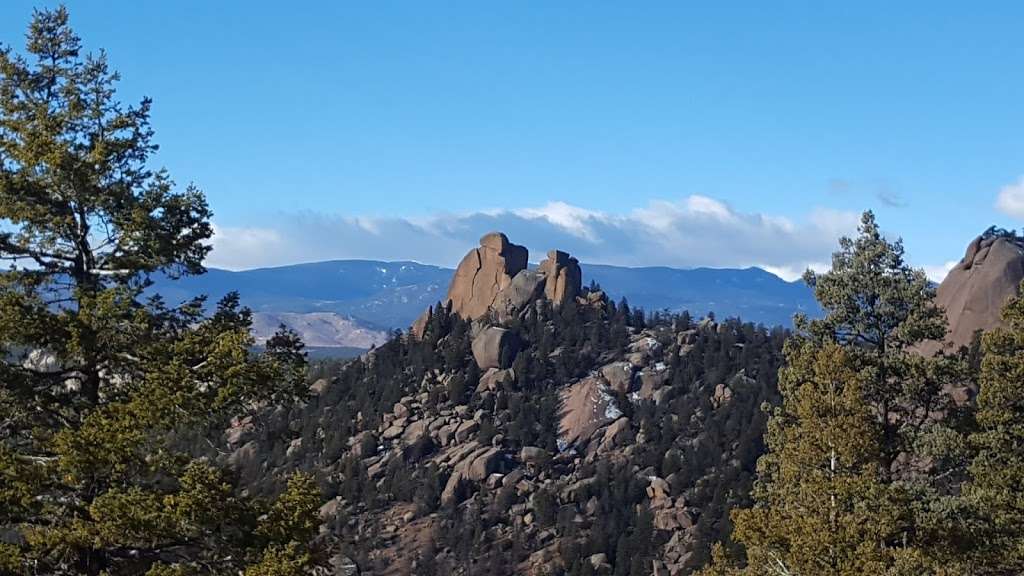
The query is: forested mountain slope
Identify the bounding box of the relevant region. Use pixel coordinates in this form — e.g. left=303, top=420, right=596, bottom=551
left=214, top=234, right=790, bottom=575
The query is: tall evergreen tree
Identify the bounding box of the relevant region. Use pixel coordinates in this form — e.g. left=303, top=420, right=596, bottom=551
left=801, top=211, right=949, bottom=473
left=700, top=212, right=965, bottom=576
left=728, top=341, right=921, bottom=575
left=0, top=8, right=319, bottom=574
left=965, top=286, right=1024, bottom=573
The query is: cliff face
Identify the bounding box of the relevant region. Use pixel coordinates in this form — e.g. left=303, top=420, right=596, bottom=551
left=923, top=232, right=1024, bottom=355
left=411, top=232, right=582, bottom=337
left=446, top=232, right=529, bottom=321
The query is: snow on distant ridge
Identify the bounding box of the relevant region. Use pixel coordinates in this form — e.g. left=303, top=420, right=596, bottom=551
left=251, top=312, right=389, bottom=349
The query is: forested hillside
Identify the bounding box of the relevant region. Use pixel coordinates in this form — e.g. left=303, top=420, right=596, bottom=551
left=222, top=289, right=788, bottom=574
left=2, top=8, right=1022, bottom=576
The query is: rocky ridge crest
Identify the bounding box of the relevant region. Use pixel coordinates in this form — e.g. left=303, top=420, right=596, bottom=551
left=411, top=232, right=583, bottom=337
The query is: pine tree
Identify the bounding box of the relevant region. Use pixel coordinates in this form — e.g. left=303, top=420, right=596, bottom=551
left=0, top=8, right=319, bottom=574
left=728, top=341, right=908, bottom=575
left=965, top=286, right=1024, bottom=573
left=801, top=211, right=949, bottom=473
left=700, top=212, right=966, bottom=576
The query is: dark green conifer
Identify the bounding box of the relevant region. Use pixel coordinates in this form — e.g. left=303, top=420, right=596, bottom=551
left=0, top=8, right=319, bottom=574
left=965, top=286, right=1024, bottom=573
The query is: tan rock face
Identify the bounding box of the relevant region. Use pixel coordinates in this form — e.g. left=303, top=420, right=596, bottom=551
left=559, top=375, right=621, bottom=448
left=477, top=367, right=515, bottom=392
left=409, top=308, right=431, bottom=340
left=494, top=269, right=545, bottom=321
left=472, top=327, right=519, bottom=370
left=538, top=250, right=582, bottom=306
left=922, top=233, right=1024, bottom=354
left=448, top=232, right=528, bottom=320
left=409, top=232, right=586, bottom=337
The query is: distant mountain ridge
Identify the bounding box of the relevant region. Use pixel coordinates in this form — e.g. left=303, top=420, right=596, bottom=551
left=150, top=260, right=449, bottom=329
left=149, top=259, right=820, bottom=350
left=581, top=263, right=820, bottom=327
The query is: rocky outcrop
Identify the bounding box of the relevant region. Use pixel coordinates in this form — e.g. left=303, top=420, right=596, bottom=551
left=494, top=270, right=546, bottom=321
left=477, top=367, right=515, bottom=392
left=538, top=250, right=582, bottom=306
left=600, top=362, right=635, bottom=394
left=220, top=295, right=776, bottom=576
left=559, top=375, right=621, bottom=448
left=922, top=232, right=1024, bottom=355
left=472, top=327, right=519, bottom=370
left=410, top=232, right=586, bottom=337
left=711, top=383, right=733, bottom=408
left=409, top=308, right=432, bottom=340
left=449, top=232, right=529, bottom=321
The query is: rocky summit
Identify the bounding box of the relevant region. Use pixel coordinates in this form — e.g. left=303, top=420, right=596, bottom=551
left=411, top=232, right=583, bottom=337
left=214, top=231, right=786, bottom=575
left=448, top=232, right=530, bottom=321
left=921, top=229, right=1024, bottom=355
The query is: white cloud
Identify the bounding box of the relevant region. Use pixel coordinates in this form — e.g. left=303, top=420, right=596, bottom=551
left=516, top=201, right=603, bottom=241
left=921, top=260, right=958, bottom=283
left=208, top=224, right=287, bottom=270
left=996, top=176, right=1024, bottom=219
left=206, top=196, right=862, bottom=279
left=684, top=195, right=736, bottom=222
left=762, top=262, right=830, bottom=283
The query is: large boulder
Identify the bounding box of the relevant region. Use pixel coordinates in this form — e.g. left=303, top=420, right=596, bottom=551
left=448, top=232, right=528, bottom=321
left=598, top=417, right=633, bottom=452
left=477, top=367, right=516, bottom=392
left=472, top=326, right=520, bottom=370
left=711, top=383, right=733, bottom=408
left=494, top=269, right=546, bottom=321
left=921, top=232, right=1024, bottom=354
left=538, top=250, right=582, bottom=306
left=559, top=375, right=621, bottom=448
left=600, top=362, right=635, bottom=394
left=441, top=471, right=465, bottom=506
left=467, top=447, right=502, bottom=481
left=520, top=446, right=551, bottom=464
left=454, top=420, right=480, bottom=443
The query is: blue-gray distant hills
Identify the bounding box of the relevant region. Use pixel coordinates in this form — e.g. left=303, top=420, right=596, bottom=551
left=150, top=260, right=820, bottom=351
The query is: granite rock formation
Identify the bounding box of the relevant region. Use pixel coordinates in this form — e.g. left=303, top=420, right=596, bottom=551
left=538, top=250, right=582, bottom=306
left=410, top=232, right=583, bottom=337
left=448, top=232, right=529, bottom=321
left=922, top=231, right=1024, bottom=355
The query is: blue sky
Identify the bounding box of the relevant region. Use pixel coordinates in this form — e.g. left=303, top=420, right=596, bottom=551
left=2, top=2, right=1023, bottom=279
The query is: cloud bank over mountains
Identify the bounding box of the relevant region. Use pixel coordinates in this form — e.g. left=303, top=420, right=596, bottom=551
left=206, top=195, right=939, bottom=282
left=208, top=195, right=858, bottom=281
